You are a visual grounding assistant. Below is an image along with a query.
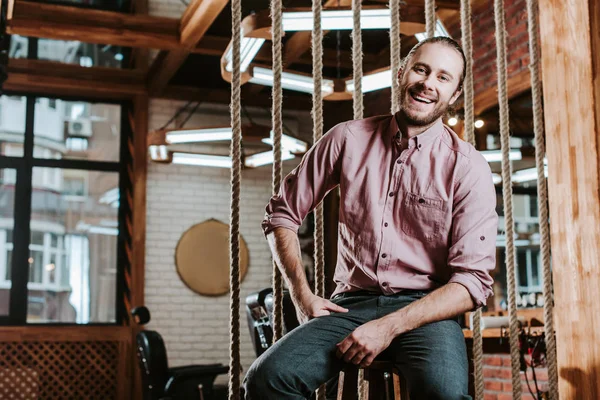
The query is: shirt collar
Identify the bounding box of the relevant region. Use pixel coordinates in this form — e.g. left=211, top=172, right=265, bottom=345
left=389, top=114, right=444, bottom=151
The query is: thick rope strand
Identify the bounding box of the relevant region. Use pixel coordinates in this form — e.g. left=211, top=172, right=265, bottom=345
left=228, top=0, right=242, bottom=394
left=311, top=0, right=326, bottom=397
left=460, top=1, right=482, bottom=398
left=425, top=0, right=436, bottom=38
left=352, top=0, right=363, bottom=120
left=526, top=0, right=558, bottom=398
left=494, top=0, right=521, bottom=398
left=461, top=0, right=475, bottom=147
left=271, top=0, right=284, bottom=343
left=389, top=0, right=401, bottom=114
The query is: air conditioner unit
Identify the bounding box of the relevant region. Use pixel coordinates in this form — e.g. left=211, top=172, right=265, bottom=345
left=67, top=119, right=92, bottom=137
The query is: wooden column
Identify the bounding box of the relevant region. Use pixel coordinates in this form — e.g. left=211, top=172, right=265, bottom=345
left=538, top=1, right=600, bottom=399
left=130, top=94, right=148, bottom=400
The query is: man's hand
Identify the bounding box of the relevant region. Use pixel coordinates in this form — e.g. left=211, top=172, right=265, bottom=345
left=335, top=318, right=395, bottom=367
left=293, top=293, right=348, bottom=324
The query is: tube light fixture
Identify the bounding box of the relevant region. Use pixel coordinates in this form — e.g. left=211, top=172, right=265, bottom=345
left=492, top=173, right=502, bottom=184
left=245, top=150, right=295, bottom=168
left=415, top=20, right=451, bottom=41
left=166, top=127, right=233, bottom=144
left=345, top=68, right=393, bottom=93
left=282, top=9, right=391, bottom=31
left=447, top=117, right=458, bottom=126
left=250, top=66, right=334, bottom=94
left=261, top=132, right=309, bottom=153
left=172, top=153, right=233, bottom=168
left=149, top=145, right=169, bottom=161
left=511, top=167, right=548, bottom=183
left=224, top=36, right=266, bottom=73
left=481, top=149, right=522, bottom=163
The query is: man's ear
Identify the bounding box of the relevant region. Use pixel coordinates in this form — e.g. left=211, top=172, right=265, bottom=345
left=449, top=87, right=463, bottom=106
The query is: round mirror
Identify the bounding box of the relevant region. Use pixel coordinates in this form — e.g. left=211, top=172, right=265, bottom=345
left=175, top=219, right=249, bottom=296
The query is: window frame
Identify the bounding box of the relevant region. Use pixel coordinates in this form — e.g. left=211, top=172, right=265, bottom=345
left=0, top=89, right=130, bottom=326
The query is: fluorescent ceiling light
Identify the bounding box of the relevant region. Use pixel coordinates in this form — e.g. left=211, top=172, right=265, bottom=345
left=262, top=132, right=308, bottom=153
left=149, top=145, right=169, bottom=161
left=492, top=173, right=502, bottom=184
left=172, top=153, right=233, bottom=168
left=250, top=66, right=334, bottom=94
left=346, top=68, right=392, bottom=93
left=282, top=9, right=391, bottom=31
left=481, top=149, right=522, bottom=163
left=512, top=167, right=548, bottom=183
left=245, top=150, right=295, bottom=168
left=166, top=127, right=233, bottom=144
left=225, top=37, right=266, bottom=73
left=415, top=20, right=451, bottom=42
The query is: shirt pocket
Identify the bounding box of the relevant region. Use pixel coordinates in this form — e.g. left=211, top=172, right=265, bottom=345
left=401, top=192, right=445, bottom=241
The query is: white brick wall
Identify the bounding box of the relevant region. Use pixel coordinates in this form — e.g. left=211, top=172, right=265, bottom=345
left=145, top=99, right=310, bottom=383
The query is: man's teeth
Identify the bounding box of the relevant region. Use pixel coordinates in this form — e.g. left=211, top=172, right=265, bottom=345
left=413, top=94, right=434, bottom=104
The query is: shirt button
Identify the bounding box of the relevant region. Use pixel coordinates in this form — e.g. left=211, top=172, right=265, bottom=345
left=382, top=282, right=388, bottom=287
left=480, top=236, right=485, bottom=241
left=418, top=198, right=425, bottom=204
left=389, top=192, right=395, bottom=197
left=381, top=253, right=387, bottom=258
left=384, top=222, right=389, bottom=227
left=396, top=159, right=403, bottom=164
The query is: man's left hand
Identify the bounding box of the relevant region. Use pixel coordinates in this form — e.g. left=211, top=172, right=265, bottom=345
left=335, top=318, right=396, bottom=368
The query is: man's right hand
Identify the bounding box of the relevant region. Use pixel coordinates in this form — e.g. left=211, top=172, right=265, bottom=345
left=293, top=293, right=349, bottom=324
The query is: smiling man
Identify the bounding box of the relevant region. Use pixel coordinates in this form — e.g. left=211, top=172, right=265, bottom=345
left=244, top=37, right=498, bottom=400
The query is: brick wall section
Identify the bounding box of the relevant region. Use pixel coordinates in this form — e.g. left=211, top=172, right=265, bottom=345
left=483, top=353, right=549, bottom=400
left=145, top=99, right=309, bottom=383
left=446, top=0, right=532, bottom=98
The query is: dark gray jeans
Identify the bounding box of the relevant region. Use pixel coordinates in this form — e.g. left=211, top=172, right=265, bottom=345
left=243, top=291, right=471, bottom=400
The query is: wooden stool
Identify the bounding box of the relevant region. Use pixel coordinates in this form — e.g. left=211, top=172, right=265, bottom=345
left=336, top=361, right=409, bottom=400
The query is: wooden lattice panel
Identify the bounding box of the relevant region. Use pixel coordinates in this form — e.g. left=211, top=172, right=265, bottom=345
left=0, top=341, right=119, bottom=399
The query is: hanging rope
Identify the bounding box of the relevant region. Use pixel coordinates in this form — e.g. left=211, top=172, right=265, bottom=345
left=494, top=0, right=521, bottom=398
left=425, top=0, right=436, bottom=38
left=459, top=0, right=483, bottom=398
left=270, top=0, right=285, bottom=343
left=525, top=0, right=558, bottom=398
left=312, top=0, right=325, bottom=303
left=352, top=0, right=363, bottom=120
left=389, top=0, right=401, bottom=114
left=310, top=0, right=326, bottom=397
left=228, top=0, right=242, bottom=395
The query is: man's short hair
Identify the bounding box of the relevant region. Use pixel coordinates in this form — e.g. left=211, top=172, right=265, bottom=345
left=400, top=37, right=467, bottom=91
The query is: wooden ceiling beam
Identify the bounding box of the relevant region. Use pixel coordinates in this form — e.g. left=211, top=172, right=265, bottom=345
left=147, top=0, right=228, bottom=96
left=4, top=58, right=315, bottom=110
left=7, top=1, right=182, bottom=51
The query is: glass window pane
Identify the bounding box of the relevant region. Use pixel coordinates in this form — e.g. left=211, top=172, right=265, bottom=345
left=529, top=195, right=539, bottom=218
left=34, top=99, right=121, bottom=162
left=37, top=38, right=129, bottom=68
left=531, top=249, right=541, bottom=287
left=0, top=169, right=17, bottom=316
left=27, top=168, right=119, bottom=323
left=0, top=95, right=27, bottom=157
left=9, top=35, right=28, bottom=59
left=517, top=249, right=528, bottom=288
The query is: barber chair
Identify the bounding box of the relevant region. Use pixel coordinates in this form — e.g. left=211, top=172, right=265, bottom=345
left=245, top=288, right=299, bottom=357
left=131, top=306, right=229, bottom=400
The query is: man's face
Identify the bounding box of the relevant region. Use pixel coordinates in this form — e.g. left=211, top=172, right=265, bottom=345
left=397, top=43, right=463, bottom=126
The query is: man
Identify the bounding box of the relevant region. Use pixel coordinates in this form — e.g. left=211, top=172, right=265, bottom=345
left=244, top=37, right=498, bottom=400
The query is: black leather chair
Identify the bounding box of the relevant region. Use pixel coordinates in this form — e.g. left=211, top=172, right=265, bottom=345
left=131, top=306, right=229, bottom=400
left=245, top=288, right=299, bottom=357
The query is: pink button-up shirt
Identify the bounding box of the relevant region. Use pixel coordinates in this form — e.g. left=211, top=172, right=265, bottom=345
left=262, top=115, right=497, bottom=307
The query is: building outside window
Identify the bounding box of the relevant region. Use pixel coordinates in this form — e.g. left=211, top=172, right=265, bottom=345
left=0, top=93, right=127, bottom=325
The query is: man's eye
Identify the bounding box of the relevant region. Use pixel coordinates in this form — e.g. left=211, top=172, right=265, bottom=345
left=415, top=67, right=425, bottom=73
left=440, top=76, right=449, bottom=82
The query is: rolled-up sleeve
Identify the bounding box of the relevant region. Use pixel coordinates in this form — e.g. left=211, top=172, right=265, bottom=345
left=261, top=123, right=347, bottom=236
left=447, top=150, right=498, bottom=308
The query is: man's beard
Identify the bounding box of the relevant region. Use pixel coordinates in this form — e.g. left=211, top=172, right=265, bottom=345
left=398, top=84, right=451, bottom=127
